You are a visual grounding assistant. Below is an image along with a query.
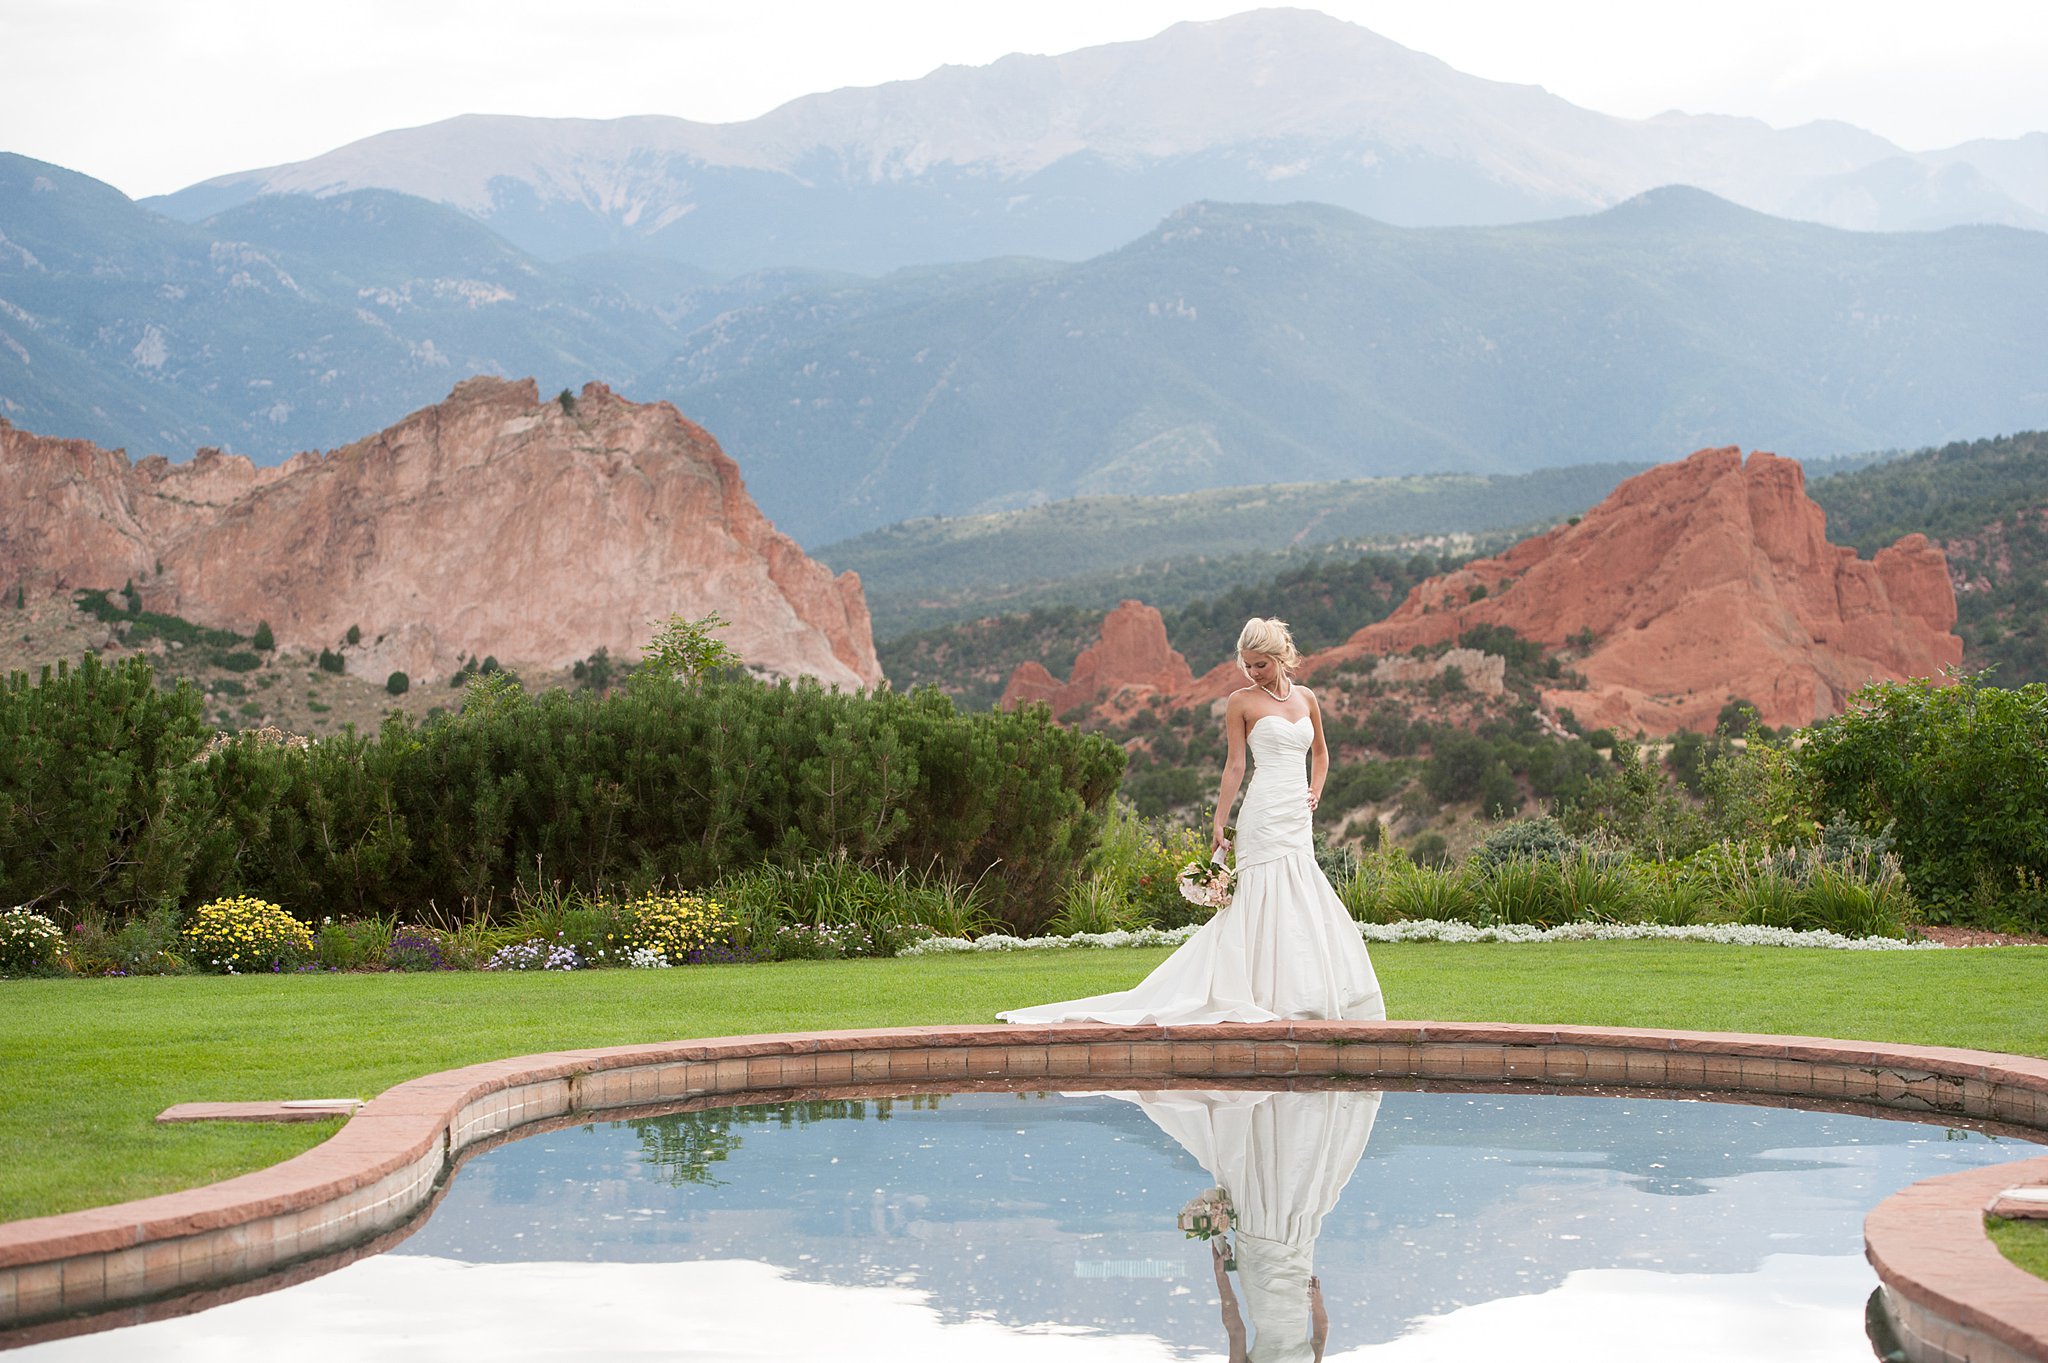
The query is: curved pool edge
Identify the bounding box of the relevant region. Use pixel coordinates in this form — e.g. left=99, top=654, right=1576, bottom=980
left=3, top=1020, right=2045, bottom=1356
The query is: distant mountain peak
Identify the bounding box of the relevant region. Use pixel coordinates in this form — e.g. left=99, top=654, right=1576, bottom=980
left=136, top=8, right=2039, bottom=274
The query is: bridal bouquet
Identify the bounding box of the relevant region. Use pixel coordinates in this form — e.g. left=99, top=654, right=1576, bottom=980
left=1177, top=1187, right=1235, bottom=1241
left=1177, top=846, right=1237, bottom=908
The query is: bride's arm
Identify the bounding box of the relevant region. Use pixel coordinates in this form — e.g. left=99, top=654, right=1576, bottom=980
left=1306, top=687, right=1328, bottom=813
left=1211, top=693, right=1249, bottom=852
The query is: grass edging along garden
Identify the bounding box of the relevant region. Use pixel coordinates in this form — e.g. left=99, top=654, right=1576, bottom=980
left=2, top=1019, right=2047, bottom=1361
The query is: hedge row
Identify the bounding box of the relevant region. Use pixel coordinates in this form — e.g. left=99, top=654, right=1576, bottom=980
left=1, top=657, right=1125, bottom=932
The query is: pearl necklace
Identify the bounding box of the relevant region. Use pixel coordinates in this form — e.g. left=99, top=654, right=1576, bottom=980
left=1258, top=676, right=1293, bottom=703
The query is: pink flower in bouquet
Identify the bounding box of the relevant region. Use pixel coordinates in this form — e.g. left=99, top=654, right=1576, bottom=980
left=1177, top=852, right=1236, bottom=908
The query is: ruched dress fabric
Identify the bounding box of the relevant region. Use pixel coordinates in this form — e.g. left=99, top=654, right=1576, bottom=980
left=1133, top=1088, right=1383, bottom=1363
left=999, top=713, right=1385, bottom=1025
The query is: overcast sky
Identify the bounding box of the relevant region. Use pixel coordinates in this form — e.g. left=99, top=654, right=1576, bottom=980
left=6, top=0, right=2045, bottom=200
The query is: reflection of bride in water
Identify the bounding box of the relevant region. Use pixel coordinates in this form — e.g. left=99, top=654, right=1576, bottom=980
left=1130, top=1087, right=1383, bottom=1362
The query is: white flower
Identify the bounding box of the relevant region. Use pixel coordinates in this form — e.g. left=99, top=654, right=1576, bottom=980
left=896, top=918, right=1938, bottom=955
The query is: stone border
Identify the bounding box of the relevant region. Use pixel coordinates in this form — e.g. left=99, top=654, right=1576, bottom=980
left=0, top=1020, right=2044, bottom=1358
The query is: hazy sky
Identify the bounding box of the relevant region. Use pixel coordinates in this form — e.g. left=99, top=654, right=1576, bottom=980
left=6, top=0, right=2046, bottom=199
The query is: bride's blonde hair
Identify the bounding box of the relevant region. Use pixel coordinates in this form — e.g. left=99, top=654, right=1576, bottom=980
left=1236, top=617, right=1301, bottom=671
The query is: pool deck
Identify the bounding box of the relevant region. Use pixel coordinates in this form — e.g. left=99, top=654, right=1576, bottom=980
left=2, top=1020, right=2045, bottom=1358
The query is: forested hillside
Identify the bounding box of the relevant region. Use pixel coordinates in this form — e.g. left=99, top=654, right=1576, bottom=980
left=878, top=552, right=1458, bottom=709
left=828, top=462, right=1644, bottom=637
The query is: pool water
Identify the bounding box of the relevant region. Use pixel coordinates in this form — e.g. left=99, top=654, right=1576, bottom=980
left=13, top=1088, right=2034, bottom=1361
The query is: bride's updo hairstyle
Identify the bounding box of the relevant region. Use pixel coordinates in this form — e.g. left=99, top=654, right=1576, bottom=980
left=1236, top=617, right=1301, bottom=673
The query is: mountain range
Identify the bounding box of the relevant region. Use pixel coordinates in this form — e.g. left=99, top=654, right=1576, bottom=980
left=144, top=9, right=2048, bottom=275
left=662, top=192, right=2048, bottom=541
left=5, top=150, right=2046, bottom=544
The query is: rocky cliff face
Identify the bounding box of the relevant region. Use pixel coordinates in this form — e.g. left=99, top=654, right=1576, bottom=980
left=998, top=447, right=1960, bottom=735
left=0, top=379, right=881, bottom=689
left=1326, top=447, right=1960, bottom=732
left=999, top=600, right=1194, bottom=715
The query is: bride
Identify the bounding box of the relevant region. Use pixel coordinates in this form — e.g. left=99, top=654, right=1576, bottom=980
left=1000, top=617, right=1385, bottom=1024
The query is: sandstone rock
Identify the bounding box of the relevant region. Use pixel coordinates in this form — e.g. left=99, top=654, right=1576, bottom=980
left=1319, top=447, right=1959, bottom=732
left=1371, top=647, right=1507, bottom=695
left=999, top=600, right=1194, bottom=714
left=0, top=381, right=881, bottom=689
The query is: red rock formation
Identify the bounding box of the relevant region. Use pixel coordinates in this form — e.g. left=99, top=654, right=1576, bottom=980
left=0, top=380, right=881, bottom=689
left=1319, top=447, right=1959, bottom=732
left=1000, top=600, right=1194, bottom=714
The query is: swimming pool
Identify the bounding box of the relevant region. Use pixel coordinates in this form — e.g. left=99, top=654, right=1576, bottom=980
left=11, top=1085, right=2032, bottom=1361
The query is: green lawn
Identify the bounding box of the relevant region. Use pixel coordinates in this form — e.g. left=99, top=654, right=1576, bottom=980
left=5, top=941, right=2047, bottom=1224
left=1989, top=1218, right=2048, bottom=1279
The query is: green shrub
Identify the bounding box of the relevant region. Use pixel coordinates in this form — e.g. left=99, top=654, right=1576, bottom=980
left=0, top=656, right=227, bottom=919
left=1687, top=840, right=1914, bottom=937
left=0, top=906, right=63, bottom=975
left=1478, top=857, right=1566, bottom=927
left=183, top=895, right=313, bottom=973
left=1559, top=739, right=1713, bottom=860
left=1701, top=740, right=1815, bottom=847
left=894, top=863, right=1001, bottom=939
left=1321, top=760, right=1406, bottom=815
left=1796, top=858, right=1910, bottom=938
left=1473, top=816, right=1576, bottom=869
left=386, top=671, right=410, bottom=696
left=1639, top=867, right=1709, bottom=926
left=1048, top=872, right=1141, bottom=936
left=1333, top=853, right=1406, bottom=924
left=317, top=649, right=345, bottom=675
left=1408, top=831, right=1451, bottom=869
left=252, top=621, right=275, bottom=651
left=1797, top=672, right=2048, bottom=926
left=1384, top=856, right=1480, bottom=921
left=1554, top=848, right=1643, bottom=922
left=315, top=917, right=392, bottom=971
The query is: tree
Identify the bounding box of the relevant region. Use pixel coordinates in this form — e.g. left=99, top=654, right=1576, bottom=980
left=345, top=624, right=362, bottom=647
left=635, top=613, right=743, bottom=689
left=386, top=671, right=410, bottom=696
left=252, top=620, right=275, bottom=651
left=318, top=649, right=345, bottom=674
left=1796, top=671, right=2048, bottom=922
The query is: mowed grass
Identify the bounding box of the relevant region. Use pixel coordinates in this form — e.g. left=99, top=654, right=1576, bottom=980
left=1989, top=1218, right=2048, bottom=1280
left=5, top=941, right=2047, bottom=1224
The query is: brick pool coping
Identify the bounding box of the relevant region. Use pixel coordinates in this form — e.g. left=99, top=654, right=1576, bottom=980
left=2, top=1021, right=2045, bottom=1359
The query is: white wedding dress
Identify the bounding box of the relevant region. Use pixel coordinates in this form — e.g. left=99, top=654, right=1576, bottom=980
left=1000, top=713, right=1385, bottom=1024
left=1133, top=1088, right=1384, bottom=1363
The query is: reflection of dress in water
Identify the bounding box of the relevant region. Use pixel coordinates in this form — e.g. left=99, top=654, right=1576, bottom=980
left=1139, top=1089, right=1384, bottom=1363
left=1000, top=714, right=1385, bottom=1023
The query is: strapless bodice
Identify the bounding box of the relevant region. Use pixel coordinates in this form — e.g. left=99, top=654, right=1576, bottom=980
left=1236, top=714, right=1313, bottom=868
left=1247, top=713, right=1313, bottom=772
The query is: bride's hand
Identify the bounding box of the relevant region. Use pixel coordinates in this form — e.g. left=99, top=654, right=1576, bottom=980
left=1211, top=828, right=1231, bottom=854
left=1306, top=789, right=1321, bottom=811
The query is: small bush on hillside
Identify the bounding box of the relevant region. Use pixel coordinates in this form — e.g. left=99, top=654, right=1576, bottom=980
left=1473, top=817, right=1576, bottom=869
left=1408, top=832, right=1451, bottom=869
left=386, top=671, right=410, bottom=696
